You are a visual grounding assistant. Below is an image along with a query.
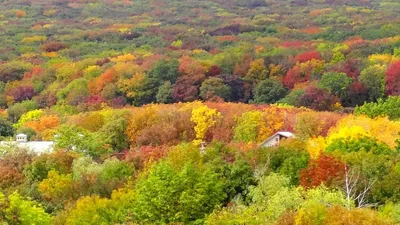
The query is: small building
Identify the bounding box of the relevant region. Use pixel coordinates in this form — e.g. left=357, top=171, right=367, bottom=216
left=0, top=133, right=54, bottom=154
left=16, top=133, right=28, bottom=142
left=259, top=131, right=295, bottom=148
left=17, top=141, right=54, bottom=154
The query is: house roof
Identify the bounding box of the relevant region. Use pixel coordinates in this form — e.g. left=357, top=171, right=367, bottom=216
left=275, top=131, right=295, bottom=138
left=259, top=131, right=295, bottom=147
left=16, top=133, right=28, bottom=137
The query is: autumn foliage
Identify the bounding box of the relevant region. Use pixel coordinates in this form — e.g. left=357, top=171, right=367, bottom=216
left=300, top=154, right=345, bottom=188
left=1, top=0, right=400, bottom=224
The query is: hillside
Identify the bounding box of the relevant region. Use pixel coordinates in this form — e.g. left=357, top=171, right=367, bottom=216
left=0, top=0, right=400, bottom=114
left=2, top=0, right=400, bottom=224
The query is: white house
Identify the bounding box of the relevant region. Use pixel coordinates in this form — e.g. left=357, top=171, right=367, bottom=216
left=259, top=131, right=295, bottom=148
left=0, top=133, right=54, bottom=154
left=16, top=133, right=28, bottom=142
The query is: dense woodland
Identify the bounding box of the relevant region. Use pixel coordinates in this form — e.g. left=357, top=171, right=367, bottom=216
left=2, top=0, right=400, bottom=224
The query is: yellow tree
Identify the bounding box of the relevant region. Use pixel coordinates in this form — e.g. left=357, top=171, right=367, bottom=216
left=327, top=115, right=400, bottom=148
left=257, top=107, right=285, bottom=142
left=191, top=104, right=221, bottom=145
left=125, top=106, right=158, bottom=145
left=306, top=137, right=326, bottom=159
left=245, top=58, right=268, bottom=82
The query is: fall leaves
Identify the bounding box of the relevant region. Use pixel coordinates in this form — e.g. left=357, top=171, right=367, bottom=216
left=2, top=101, right=400, bottom=224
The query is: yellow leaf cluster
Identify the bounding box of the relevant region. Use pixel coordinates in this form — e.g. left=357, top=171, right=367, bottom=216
left=257, top=107, right=285, bottom=143
left=42, top=52, right=58, bottom=58
left=306, top=137, right=326, bottom=159
left=113, top=62, right=141, bottom=76
left=192, top=49, right=206, bottom=54
left=298, top=59, right=325, bottom=73
left=191, top=104, right=221, bottom=142
left=83, top=65, right=101, bottom=76
left=21, top=36, right=47, bottom=43
left=368, top=54, right=399, bottom=65
left=119, top=28, right=130, bottom=33
left=345, top=7, right=358, bottom=13
left=326, top=126, right=369, bottom=146
left=21, top=53, right=39, bottom=58
left=38, top=170, right=73, bottom=201
left=133, top=48, right=153, bottom=58
left=327, top=115, right=400, bottom=148
left=43, top=9, right=57, bottom=16
left=171, top=40, right=183, bottom=48
left=111, top=53, right=136, bottom=63
left=117, top=72, right=146, bottom=98
left=246, top=58, right=268, bottom=81
left=126, top=106, right=158, bottom=144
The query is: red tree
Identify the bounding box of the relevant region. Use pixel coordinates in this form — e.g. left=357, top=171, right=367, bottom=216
left=300, top=154, right=345, bottom=188
left=40, top=41, right=67, bottom=52
left=123, top=145, right=168, bottom=170
left=282, top=65, right=312, bottom=89
left=332, top=59, right=362, bottom=79
left=295, top=51, right=321, bottom=63
left=206, top=65, right=223, bottom=77
left=9, top=85, right=36, bottom=102
left=296, top=85, right=339, bottom=111
left=386, top=61, right=400, bottom=96
left=347, top=81, right=368, bottom=106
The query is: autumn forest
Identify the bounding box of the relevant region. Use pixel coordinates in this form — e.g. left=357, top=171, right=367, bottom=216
left=1, top=0, right=400, bottom=224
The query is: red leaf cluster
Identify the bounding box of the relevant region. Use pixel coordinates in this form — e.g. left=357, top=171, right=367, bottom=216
left=386, top=61, right=400, bottom=96
left=300, top=154, right=345, bottom=188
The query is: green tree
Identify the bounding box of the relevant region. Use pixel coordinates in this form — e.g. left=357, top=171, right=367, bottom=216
left=200, top=77, right=231, bottom=101
left=118, top=73, right=158, bottom=106
left=0, top=117, right=14, bottom=138
left=338, top=150, right=395, bottom=205
left=359, top=65, right=386, bottom=102
left=245, top=58, right=269, bottom=83
left=57, top=78, right=90, bottom=106
left=233, top=110, right=263, bottom=143
left=23, top=151, right=77, bottom=182
left=326, top=136, right=393, bottom=155
left=7, top=100, right=38, bottom=123
left=13, top=109, right=43, bottom=129
left=59, top=188, right=136, bottom=225
left=318, top=72, right=352, bottom=101
left=0, top=61, right=33, bottom=83
left=149, top=59, right=179, bottom=83
left=133, top=160, right=226, bottom=224
left=355, top=96, right=400, bottom=120
left=98, top=111, right=130, bottom=152
left=253, top=79, right=287, bottom=104
left=0, top=191, right=52, bottom=225
left=156, top=81, right=173, bottom=103
left=205, top=173, right=303, bottom=224
left=55, top=125, right=111, bottom=158
left=277, top=89, right=305, bottom=106
left=269, top=145, right=310, bottom=185
left=206, top=173, right=349, bottom=225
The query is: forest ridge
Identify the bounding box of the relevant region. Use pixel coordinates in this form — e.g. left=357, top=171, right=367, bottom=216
left=0, top=0, right=400, bottom=111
